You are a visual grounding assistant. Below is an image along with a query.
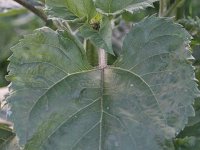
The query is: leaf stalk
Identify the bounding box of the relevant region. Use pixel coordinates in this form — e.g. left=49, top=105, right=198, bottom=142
left=159, top=0, right=168, bottom=17
left=99, top=48, right=107, bottom=69
left=13, top=0, right=47, bottom=23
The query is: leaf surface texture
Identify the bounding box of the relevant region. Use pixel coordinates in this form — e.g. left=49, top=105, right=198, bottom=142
left=7, top=16, right=199, bottom=150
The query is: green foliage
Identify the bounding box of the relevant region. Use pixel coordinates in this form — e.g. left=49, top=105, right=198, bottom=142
left=94, top=0, right=159, bottom=15
left=6, top=14, right=199, bottom=149
left=45, top=0, right=96, bottom=21
left=0, top=10, right=44, bottom=87
left=6, top=27, right=91, bottom=145
left=0, top=0, right=199, bottom=150
left=179, top=17, right=200, bottom=46
left=0, top=123, right=20, bottom=150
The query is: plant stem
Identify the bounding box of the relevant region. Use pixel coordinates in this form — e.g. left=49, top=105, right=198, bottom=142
left=164, top=0, right=185, bottom=17
left=159, top=0, right=168, bottom=17
left=99, top=48, right=107, bottom=69
left=13, top=0, right=47, bottom=23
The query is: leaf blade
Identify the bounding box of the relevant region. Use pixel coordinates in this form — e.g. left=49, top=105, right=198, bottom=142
left=24, top=68, right=173, bottom=150
left=45, top=0, right=96, bottom=21
left=7, top=16, right=199, bottom=150
left=115, top=16, right=199, bottom=135
left=6, top=27, right=91, bottom=145
left=93, top=0, right=158, bottom=15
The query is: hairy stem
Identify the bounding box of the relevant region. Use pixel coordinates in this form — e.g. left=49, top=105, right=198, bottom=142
left=13, top=0, right=47, bottom=22
left=159, top=0, right=168, bottom=17
left=99, top=48, right=107, bottom=69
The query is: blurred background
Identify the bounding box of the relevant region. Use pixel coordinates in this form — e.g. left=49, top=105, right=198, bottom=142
left=0, top=0, right=200, bottom=149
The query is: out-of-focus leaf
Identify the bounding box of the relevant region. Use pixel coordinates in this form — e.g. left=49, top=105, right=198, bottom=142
left=0, top=123, right=20, bottom=150
left=0, top=88, right=10, bottom=124
left=0, top=12, right=44, bottom=87
left=0, top=0, right=21, bottom=11
left=45, top=0, right=96, bottom=21
left=189, top=0, right=200, bottom=17
left=93, top=0, right=158, bottom=15
left=174, top=136, right=200, bottom=150
left=192, top=45, right=200, bottom=64
left=27, top=0, right=45, bottom=6
left=179, top=17, right=200, bottom=39
left=0, top=8, right=27, bottom=17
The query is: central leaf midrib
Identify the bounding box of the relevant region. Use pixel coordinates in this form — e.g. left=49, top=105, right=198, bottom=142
left=26, top=70, right=98, bottom=144
left=26, top=67, right=167, bottom=149
left=99, top=68, right=105, bottom=150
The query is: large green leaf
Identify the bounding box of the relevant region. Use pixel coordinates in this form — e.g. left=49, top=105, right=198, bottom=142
left=115, top=16, right=199, bottom=133
left=7, top=16, right=199, bottom=149
left=93, top=0, right=158, bottom=15
left=0, top=123, right=20, bottom=150
left=45, top=0, right=96, bottom=21
left=6, top=27, right=91, bottom=145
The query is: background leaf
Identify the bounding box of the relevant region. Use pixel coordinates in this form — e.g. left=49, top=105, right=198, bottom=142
left=0, top=12, right=44, bottom=87
left=93, top=0, right=158, bottom=15
left=0, top=123, right=20, bottom=150
left=45, top=0, right=96, bottom=21
left=0, top=0, right=21, bottom=13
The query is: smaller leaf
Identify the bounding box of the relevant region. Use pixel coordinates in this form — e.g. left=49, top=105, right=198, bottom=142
left=93, top=0, right=158, bottom=15
left=174, top=136, right=200, bottom=150
left=45, top=0, right=96, bottom=21
left=85, top=40, right=99, bottom=66
left=80, top=17, right=114, bottom=55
